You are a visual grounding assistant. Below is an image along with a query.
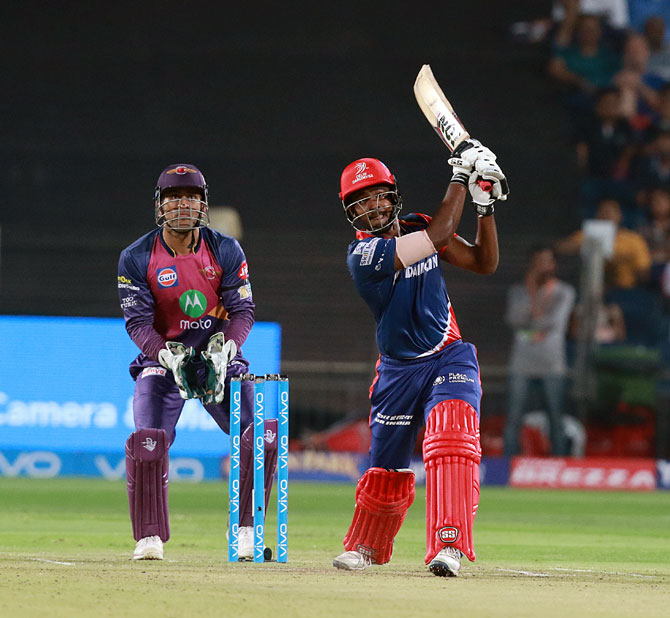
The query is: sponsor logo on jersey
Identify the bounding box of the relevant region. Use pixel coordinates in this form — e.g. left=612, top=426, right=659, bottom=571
left=118, top=283, right=140, bottom=291
left=404, top=254, right=439, bottom=278
left=433, top=375, right=446, bottom=386
left=238, top=261, right=249, bottom=280
left=202, top=265, right=219, bottom=280
left=141, top=366, right=167, bottom=378
left=359, top=238, right=379, bottom=266
left=157, top=266, right=178, bottom=288
left=352, top=243, right=366, bottom=255
left=180, top=318, right=213, bottom=330
left=121, top=295, right=138, bottom=310
left=448, top=372, right=474, bottom=384
left=238, top=283, right=252, bottom=299
left=179, top=289, right=207, bottom=318
left=437, top=526, right=459, bottom=543
left=117, top=275, right=133, bottom=285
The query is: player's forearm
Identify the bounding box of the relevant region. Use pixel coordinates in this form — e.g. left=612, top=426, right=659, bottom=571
left=224, top=307, right=255, bottom=349
left=426, top=183, right=467, bottom=249
left=470, top=215, right=499, bottom=274
left=126, top=322, right=166, bottom=362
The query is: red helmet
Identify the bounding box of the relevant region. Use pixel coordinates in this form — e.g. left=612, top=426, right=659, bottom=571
left=339, top=158, right=396, bottom=203
left=340, top=158, right=402, bottom=232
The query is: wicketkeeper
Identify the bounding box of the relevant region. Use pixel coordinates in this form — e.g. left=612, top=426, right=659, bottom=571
left=333, top=141, right=508, bottom=576
left=118, top=163, right=278, bottom=560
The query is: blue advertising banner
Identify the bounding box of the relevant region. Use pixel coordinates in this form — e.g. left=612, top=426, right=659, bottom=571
left=0, top=316, right=281, bottom=457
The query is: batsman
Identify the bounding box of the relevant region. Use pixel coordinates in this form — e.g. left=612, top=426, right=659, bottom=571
left=333, top=139, right=508, bottom=576
left=118, top=163, right=277, bottom=560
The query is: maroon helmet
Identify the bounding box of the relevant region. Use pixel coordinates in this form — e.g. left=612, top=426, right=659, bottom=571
left=340, top=158, right=402, bottom=232
left=154, top=164, right=209, bottom=230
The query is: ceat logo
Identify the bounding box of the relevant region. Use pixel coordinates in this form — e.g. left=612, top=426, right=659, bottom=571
left=238, top=261, right=249, bottom=280
left=438, top=527, right=459, bottom=543
left=354, top=162, right=367, bottom=174
left=157, top=267, right=178, bottom=288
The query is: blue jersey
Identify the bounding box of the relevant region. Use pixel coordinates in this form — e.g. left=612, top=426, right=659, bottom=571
left=347, top=214, right=461, bottom=359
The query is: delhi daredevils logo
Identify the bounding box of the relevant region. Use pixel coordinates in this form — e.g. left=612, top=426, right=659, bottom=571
left=438, top=526, right=459, bottom=543
left=179, top=289, right=207, bottom=318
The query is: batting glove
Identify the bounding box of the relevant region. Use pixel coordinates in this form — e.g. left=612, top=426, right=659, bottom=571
left=201, top=332, right=237, bottom=405
left=449, top=138, right=497, bottom=184
left=158, top=341, right=203, bottom=400
left=474, top=158, right=509, bottom=202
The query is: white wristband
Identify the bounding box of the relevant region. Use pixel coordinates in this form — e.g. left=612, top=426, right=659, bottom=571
left=395, top=230, right=437, bottom=268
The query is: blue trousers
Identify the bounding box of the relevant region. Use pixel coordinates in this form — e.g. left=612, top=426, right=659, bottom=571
left=369, top=340, right=482, bottom=469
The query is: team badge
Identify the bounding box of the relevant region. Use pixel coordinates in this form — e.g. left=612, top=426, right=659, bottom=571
left=202, top=265, right=218, bottom=280
left=157, top=266, right=178, bottom=288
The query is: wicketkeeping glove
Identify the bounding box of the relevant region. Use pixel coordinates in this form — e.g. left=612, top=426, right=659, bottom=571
left=158, top=341, right=202, bottom=400
left=201, top=332, right=238, bottom=405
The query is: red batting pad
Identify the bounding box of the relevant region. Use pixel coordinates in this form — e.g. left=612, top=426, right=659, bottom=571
left=423, top=400, right=481, bottom=563
left=125, top=428, right=170, bottom=542
left=343, top=467, right=415, bottom=565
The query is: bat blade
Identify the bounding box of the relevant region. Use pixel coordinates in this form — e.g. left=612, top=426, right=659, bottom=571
left=413, top=64, right=469, bottom=152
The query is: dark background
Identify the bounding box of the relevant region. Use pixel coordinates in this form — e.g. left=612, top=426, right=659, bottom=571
left=1, top=0, right=575, bottom=368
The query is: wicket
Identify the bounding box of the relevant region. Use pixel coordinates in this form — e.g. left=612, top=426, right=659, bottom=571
left=228, top=374, right=289, bottom=563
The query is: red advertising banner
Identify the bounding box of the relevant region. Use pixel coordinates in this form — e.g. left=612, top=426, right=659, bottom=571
left=509, top=457, right=656, bottom=491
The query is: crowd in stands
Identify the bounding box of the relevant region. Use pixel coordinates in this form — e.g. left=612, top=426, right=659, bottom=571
left=499, top=2, right=670, bottom=457
left=544, top=1, right=670, bottom=350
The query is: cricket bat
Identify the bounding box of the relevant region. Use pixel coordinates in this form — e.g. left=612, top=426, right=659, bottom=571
left=413, top=64, right=469, bottom=153
left=414, top=64, right=493, bottom=192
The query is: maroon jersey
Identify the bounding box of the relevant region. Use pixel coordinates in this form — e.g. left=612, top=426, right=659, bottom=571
left=118, top=227, right=254, bottom=378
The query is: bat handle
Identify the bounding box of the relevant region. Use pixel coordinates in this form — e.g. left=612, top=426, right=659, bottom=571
left=477, top=179, right=493, bottom=192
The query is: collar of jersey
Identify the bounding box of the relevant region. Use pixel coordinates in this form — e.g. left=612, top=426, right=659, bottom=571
left=159, top=229, right=202, bottom=257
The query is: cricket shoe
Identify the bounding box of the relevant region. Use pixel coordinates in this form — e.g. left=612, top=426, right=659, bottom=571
left=133, top=535, right=164, bottom=560
left=429, top=547, right=461, bottom=577
left=332, top=550, right=372, bottom=571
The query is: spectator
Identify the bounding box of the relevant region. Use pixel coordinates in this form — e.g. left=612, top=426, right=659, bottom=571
left=552, top=0, right=630, bottom=38
left=556, top=197, right=652, bottom=289
left=644, top=15, right=670, bottom=82
left=576, top=87, right=635, bottom=211
left=632, top=129, right=670, bottom=199
left=646, top=83, right=670, bottom=139
left=504, top=245, right=576, bottom=456
left=629, top=3, right=670, bottom=41
left=548, top=10, right=621, bottom=123
left=637, top=187, right=670, bottom=288
left=613, top=33, right=662, bottom=127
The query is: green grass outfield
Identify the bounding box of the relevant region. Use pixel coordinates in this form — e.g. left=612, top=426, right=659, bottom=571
left=0, top=478, right=668, bottom=618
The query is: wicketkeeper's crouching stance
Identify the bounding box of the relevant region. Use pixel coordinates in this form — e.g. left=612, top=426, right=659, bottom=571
left=332, top=134, right=507, bottom=576
left=118, top=163, right=277, bottom=560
